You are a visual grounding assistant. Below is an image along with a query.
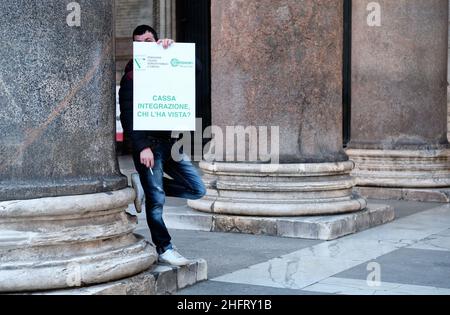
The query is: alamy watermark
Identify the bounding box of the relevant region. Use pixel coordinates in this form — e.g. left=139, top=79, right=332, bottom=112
left=66, top=262, right=82, bottom=287
left=67, top=2, right=81, bottom=27
left=169, top=119, right=281, bottom=166
left=367, top=262, right=382, bottom=287
left=367, top=2, right=382, bottom=27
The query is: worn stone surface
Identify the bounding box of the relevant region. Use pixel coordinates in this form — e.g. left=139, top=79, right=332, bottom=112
left=349, top=0, right=449, bottom=150
left=211, top=0, right=346, bottom=163
left=189, top=161, right=367, bottom=216
left=41, top=270, right=158, bottom=295
left=0, top=189, right=159, bottom=293
left=347, top=149, right=450, bottom=188
left=213, top=216, right=278, bottom=236
left=355, top=187, right=450, bottom=203
left=348, top=0, right=450, bottom=199
left=0, top=0, right=127, bottom=201
left=0, top=1, right=160, bottom=294
left=189, top=1, right=368, bottom=219
left=32, top=259, right=207, bottom=295
left=448, top=3, right=450, bottom=141
left=151, top=264, right=178, bottom=295
left=166, top=204, right=395, bottom=241
left=196, top=259, right=208, bottom=282
left=164, top=206, right=213, bottom=231
left=177, top=262, right=198, bottom=290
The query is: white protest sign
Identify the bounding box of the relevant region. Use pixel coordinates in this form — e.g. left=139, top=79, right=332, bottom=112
left=133, top=42, right=196, bottom=131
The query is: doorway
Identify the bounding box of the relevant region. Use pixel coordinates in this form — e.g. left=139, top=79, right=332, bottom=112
left=176, top=0, right=212, bottom=152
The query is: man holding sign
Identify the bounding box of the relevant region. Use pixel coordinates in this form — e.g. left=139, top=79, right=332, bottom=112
left=119, top=25, right=206, bottom=266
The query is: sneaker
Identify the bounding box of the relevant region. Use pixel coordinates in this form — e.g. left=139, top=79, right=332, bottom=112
left=159, top=249, right=191, bottom=266
left=131, top=173, right=145, bottom=213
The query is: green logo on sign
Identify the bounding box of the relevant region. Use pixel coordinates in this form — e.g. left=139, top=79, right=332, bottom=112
left=134, top=58, right=142, bottom=69
left=171, top=58, right=193, bottom=68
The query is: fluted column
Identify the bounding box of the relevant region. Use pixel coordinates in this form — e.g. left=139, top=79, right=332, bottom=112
left=188, top=0, right=367, bottom=216
left=347, top=0, right=450, bottom=202
left=0, top=1, right=156, bottom=293
left=156, top=0, right=177, bottom=39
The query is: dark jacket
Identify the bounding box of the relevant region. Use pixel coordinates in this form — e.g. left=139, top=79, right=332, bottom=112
left=119, top=60, right=172, bottom=154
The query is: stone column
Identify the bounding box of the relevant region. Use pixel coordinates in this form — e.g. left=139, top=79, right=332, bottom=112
left=448, top=3, right=450, bottom=142
left=156, top=0, right=177, bottom=39
left=0, top=1, right=156, bottom=293
left=347, top=0, right=450, bottom=202
left=188, top=0, right=367, bottom=217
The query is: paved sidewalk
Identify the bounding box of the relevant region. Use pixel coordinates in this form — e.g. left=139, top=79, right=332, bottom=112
left=119, top=155, right=450, bottom=295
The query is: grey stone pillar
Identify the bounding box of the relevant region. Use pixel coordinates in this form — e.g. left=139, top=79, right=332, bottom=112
left=347, top=0, right=450, bottom=202
left=0, top=1, right=156, bottom=293
left=155, top=0, right=177, bottom=39
left=188, top=0, right=367, bottom=216
left=448, top=3, right=450, bottom=142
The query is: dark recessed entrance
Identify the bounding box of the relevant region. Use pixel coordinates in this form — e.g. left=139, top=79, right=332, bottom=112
left=176, top=0, right=212, bottom=148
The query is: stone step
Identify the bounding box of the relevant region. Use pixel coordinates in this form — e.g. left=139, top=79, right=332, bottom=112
left=162, top=204, right=395, bottom=241
left=32, top=259, right=207, bottom=295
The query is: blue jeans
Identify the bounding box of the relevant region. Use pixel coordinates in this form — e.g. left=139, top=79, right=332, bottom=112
left=133, top=138, right=206, bottom=254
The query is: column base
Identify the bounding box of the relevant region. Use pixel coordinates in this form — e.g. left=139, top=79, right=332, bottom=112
left=347, top=149, right=450, bottom=202
left=188, top=161, right=367, bottom=217
left=354, top=186, right=450, bottom=203
left=0, top=189, right=157, bottom=293
left=28, top=259, right=208, bottom=295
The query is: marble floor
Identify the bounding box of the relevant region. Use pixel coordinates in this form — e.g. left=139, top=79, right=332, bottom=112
left=207, top=205, right=450, bottom=295
left=129, top=200, right=450, bottom=295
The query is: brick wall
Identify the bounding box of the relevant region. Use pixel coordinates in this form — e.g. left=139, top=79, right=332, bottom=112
left=116, top=0, right=154, bottom=38
left=115, top=0, right=155, bottom=83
